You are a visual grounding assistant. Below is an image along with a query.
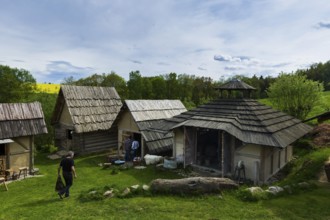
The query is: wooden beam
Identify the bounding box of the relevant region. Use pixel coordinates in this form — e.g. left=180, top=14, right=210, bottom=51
left=221, top=131, right=225, bottom=178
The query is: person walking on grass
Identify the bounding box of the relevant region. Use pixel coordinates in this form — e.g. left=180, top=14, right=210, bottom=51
left=57, top=151, right=77, bottom=199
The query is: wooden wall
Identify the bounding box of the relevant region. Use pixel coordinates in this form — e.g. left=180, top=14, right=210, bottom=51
left=117, top=110, right=139, bottom=151
left=8, top=136, right=32, bottom=171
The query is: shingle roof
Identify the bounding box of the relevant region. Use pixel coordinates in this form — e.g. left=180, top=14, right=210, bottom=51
left=124, top=100, right=187, bottom=153
left=0, top=102, right=48, bottom=139
left=51, top=85, right=122, bottom=133
left=160, top=99, right=312, bottom=148
left=215, top=79, right=256, bottom=90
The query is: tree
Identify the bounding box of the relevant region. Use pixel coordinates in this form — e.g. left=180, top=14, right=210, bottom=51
left=165, top=72, right=179, bottom=99
left=127, top=71, right=143, bottom=99
left=101, top=72, right=128, bottom=100
left=151, top=76, right=166, bottom=99
left=0, top=65, right=36, bottom=102
left=267, top=73, right=323, bottom=120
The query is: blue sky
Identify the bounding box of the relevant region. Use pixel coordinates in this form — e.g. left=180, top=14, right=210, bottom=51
left=1, top=0, right=330, bottom=83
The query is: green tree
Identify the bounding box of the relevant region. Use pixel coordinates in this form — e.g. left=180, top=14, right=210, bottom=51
left=101, top=72, right=128, bottom=100
left=267, top=73, right=323, bottom=120
left=151, top=76, right=166, bottom=99
left=0, top=65, right=36, bottom=102
left=127, top=71, right=143, bottom=99
left=141, top=77, right=153, bottom=99
left=165, top=72, right=179, bottom=99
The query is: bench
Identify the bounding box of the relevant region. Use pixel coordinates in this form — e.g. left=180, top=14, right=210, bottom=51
left=0, top=177, right=8, bottom=191
left=18, top=167, right=28, bottom=179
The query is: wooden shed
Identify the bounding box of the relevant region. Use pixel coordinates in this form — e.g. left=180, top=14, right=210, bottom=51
left=117, top=100, right=187, bottom=156
left=161, top=80, right=313, bottom=184
left=0, top=102, right=47, bottom=177
left=51, top=85, right=122, bottom=154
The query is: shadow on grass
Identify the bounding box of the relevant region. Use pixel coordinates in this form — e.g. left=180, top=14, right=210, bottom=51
left=19, top=197, right=68, bottom=208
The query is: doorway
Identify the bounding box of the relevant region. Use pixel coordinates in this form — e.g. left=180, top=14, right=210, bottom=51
left=196, top=128, right=221, bottom=169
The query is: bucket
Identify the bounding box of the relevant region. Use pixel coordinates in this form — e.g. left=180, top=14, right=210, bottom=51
left=163, top=158, right=177, bottom=169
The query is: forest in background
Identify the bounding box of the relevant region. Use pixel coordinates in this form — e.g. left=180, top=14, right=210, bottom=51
left=62, top=60, right=330, bottom=108
left=1, top=60, right=330, bottom=150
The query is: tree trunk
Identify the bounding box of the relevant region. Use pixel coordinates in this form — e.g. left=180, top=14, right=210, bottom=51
left=150, top=177, right=238, bottom=195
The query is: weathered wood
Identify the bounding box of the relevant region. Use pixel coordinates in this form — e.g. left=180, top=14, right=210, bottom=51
left=0, top=102, right=47, bottom=139
left=150, top=177, right=238, bottom=194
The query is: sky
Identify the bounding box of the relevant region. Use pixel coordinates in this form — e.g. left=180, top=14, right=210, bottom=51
left=1, top=0, right=330, bottom=84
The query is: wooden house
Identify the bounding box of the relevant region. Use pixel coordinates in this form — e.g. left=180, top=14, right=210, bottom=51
left=158, top=80, right=313, bottom=184
left=0, top=102, right=47, bottom=176
left=117, top=100, right=187, bottom=156
left=51, top=85, right=122, bottom=154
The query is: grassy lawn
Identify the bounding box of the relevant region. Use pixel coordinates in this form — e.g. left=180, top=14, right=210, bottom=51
left=0, top=151, right=330, bottom=220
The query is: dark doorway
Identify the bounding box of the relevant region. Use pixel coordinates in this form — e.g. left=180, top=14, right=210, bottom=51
left=196, top=128, right=221, bottom=169
left=132, top=133, right=142, bottom=158
left=0, top=144, right=5, bottom=156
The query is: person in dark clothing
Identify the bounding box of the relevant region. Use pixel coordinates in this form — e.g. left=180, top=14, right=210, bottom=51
left=57, top=151, right=77, bottom=199
left=124, top=136, right=133, bottom=161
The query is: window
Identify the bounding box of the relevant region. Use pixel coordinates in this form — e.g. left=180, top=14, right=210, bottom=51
left=67, top=130, right=73, bottom=140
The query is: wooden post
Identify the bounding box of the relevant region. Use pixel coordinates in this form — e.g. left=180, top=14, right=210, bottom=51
left=183, top=127, right=186, bottom=168
left=29, top=136, right=34, bottom=174
left=221, top=131, right=225, bottom=178
left=141, top=136, right=144, bottom=158
left=254, top=161, right=260, bottom=185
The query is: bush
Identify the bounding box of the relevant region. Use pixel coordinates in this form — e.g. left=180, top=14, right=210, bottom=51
left=36, top=144, right=58, bottom=153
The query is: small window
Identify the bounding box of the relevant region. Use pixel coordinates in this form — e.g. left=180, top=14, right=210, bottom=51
left=67, top=130, right=73, bottom=140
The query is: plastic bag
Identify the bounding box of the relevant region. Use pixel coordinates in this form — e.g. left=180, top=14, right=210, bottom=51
left=55, top=175, right=65, bottom=192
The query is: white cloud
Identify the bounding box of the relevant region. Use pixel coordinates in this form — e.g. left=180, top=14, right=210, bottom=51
left=0, top=0, right=330, bottom=82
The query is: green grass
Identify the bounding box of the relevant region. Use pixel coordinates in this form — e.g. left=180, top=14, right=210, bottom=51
left=1, top=152, right=330, bottom=220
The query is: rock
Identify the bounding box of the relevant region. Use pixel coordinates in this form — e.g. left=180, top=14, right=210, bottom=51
left=89, top=190, right=97, bottom=195
left=57, top=150, right=69, bottom=157
left=130, top=185, right=140, bottom=190
left=247, top=187, right=264, bottom=195
left=103, top=190, right=114, bottom=197
left=47, top=154, right=61, bottom=160
left=121, top=188, right=131, bottom=196
left=142, top=184, right=150, bottom=191
left=283, top=185, right=292, bottom=194
left=266, top=186, right=284, bottom=195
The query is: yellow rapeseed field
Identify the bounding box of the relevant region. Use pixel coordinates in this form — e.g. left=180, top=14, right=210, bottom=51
left=36, top=83, right=60, bottom=94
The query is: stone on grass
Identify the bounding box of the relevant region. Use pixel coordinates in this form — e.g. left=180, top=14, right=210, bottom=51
left=247, top=187, right=264, bottom=195
left=121, top=188, right=131, bottom=196
left=89, top=190, right=98, bottom=195
left=130, top=185, right=140, bottom=190
left=103, top=190, right=114, bottom=197
left=283, top=185, right=292, bottom=194
left=266, top=186, right=284, bottom=195
left=142, top=184, right=150, bottom=191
